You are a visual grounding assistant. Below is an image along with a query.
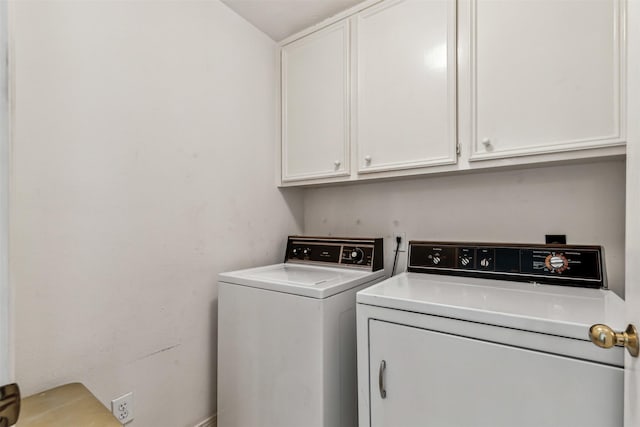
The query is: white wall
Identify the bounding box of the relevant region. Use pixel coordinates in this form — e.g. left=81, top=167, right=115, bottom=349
left=0, top=0, right=9, bottom=385
left=304, top=160, right=626, bottom=296
left=10, top=1, right=302, bottom=425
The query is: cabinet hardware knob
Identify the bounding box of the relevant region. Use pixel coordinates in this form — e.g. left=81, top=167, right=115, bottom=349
left=334, top=160, right=341, bottom=167
left=482, top=138, right=491, bottom=147
left=589, top=323, right=639, bottom=357
left=364, top=155, right=372, bottom=164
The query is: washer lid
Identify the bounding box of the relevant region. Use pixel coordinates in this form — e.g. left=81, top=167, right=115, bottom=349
left=357, top=272, right=625, bottom=341
left=219, top=263, right=386, bottom=298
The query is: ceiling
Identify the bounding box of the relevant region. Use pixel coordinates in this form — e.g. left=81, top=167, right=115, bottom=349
left=222, top=0, right=365, bottom=42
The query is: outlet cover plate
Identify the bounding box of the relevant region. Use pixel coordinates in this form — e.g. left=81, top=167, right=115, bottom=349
left=111, top=392, right=134, bottom=424
left=393, top=232, right=407, bottom=252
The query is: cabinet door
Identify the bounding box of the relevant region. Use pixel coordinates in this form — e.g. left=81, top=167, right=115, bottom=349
left=282, top=21, right=350, bottom=182
left=470, top=0, right=625, bottom=160
left=368, top=320, right=622, bottom=427
left=356, top=0, right=457, bottom=174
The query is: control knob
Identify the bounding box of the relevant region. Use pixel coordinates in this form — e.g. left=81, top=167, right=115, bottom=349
left=460, top=256, right=470, bottom=267
left=350, top=248, right=365, bottom=263
left=480, top=258, right=490, bottom=268
left=432, top=256, right=441, bottom=265
left=545, top=253, right=569, bottom=273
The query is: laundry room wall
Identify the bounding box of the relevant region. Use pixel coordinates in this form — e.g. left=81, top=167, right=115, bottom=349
left=0, top=0, right=9, bottom=385
left=10, top=1, right=302, bottom=426
left=303, top=159, right=626, bottom=296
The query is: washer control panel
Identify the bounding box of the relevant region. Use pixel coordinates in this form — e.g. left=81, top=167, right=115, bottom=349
left=408, top=241, right=605, bottom=288
left=285, top=236, right=383, bottom=271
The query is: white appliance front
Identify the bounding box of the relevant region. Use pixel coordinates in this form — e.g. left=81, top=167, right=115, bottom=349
left=356, top=272, right=625, bottom=427
left=218, top=237, right=385, bottom=427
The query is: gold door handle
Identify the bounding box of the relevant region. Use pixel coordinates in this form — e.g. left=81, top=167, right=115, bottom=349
left=589, top=324, right=639, bottom=357
left=0, top=383, right=21, bottom=427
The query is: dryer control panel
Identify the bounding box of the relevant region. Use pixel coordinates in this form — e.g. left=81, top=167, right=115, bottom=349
left=408, top=241, right=605, bottom=289
left=285, top=236, right=383, bottom=271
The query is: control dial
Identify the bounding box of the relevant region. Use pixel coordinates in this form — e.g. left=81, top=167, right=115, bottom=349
left=302, top=247, right=311, bottom=258
left=545, top=253, right=569, bottom=273
left=460, top=256, right=471, bottom=267
left=350, top=247, right=365, bottom=263
left=432, top=256, right=441, bottom=265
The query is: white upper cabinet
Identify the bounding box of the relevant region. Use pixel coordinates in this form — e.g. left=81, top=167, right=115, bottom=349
left=469, top=0, right=625, bottom=160
left=278, top=0, right=627, bottom=186
left=282, top=21, right=350, bottom=182
left=355, top=0, right=457, bottom=173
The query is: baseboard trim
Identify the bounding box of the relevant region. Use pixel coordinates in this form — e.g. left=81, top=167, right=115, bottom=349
left=194, top=414, right=216, bottom=427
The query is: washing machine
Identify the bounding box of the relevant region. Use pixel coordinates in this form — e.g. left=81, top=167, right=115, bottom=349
left=356, top=241, right=625, bottom=427
left=218, top=236, right=385, bottom=427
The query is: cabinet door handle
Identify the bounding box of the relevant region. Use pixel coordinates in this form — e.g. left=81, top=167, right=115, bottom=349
left=378, top=360, right=387, bottom=399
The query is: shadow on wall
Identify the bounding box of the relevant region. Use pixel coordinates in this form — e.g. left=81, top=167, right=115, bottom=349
left=279, top=187, right=305, bottom=233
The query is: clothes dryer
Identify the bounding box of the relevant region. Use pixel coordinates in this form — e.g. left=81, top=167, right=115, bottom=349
left=357, top=241, right=624, bottom=427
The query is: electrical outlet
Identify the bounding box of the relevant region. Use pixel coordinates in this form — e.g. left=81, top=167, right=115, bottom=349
left=393, top=232, right=407, bottom=252
left=545, top=234, right=567, bottom=244
left=111, top=392, right=134, bottom=424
